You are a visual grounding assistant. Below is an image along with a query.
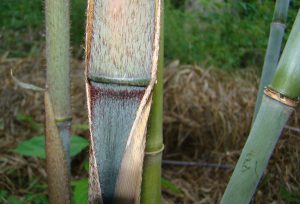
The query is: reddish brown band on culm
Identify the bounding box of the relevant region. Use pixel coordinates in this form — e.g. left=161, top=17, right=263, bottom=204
left=88, top=80, right=146, bottom=102
left=87, top=79, right=146, bottom=203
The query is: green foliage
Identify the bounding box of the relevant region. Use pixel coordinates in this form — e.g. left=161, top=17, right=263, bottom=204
left=161, top=178, right=183, bottom=196
left=0, top=0, right=43, bottom=30
left=1, top=0, right=299, bottom=68
left=70, top=136, right=89, bottom=157
left=72, top=178, right=88, bottom=204
left=71, top=0, right=87, bottom=50
left=70, top=177, right=183, bottom=204
left=280, top=186, right=300, bottom=204
left=165, top=0, right=299, bottom=69
left=83, top=158, right=89, bottom=172
left=7, top=197, right=22, bottom=204
left=0, top=189, right=48, bottom=204
left=166, top=0, right=265, bottom=69
left=16, top=113, right=43, bottom=130
left=74, top=123, right=89, bottom=131
left=12, top=135, right=88, bottom=159
left=13, top=136, right=46, bottom=159
left=23, top=193, right=48, bottom=204
left=0, top=0, right=86, bottom=57
left=0, top=0, right=43, bottom=57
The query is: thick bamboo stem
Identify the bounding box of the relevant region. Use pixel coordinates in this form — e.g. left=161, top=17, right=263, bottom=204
left=221, top=96, right=293, bottom=203
left=253, top=0, right=290, bottom=121
left=85, top=0, right=161, bottom=203
left=221, top=11, right=300, bottom=204
left=141, top=1, right=164, bottom=203
left=45, top=0, right=71, bottom=203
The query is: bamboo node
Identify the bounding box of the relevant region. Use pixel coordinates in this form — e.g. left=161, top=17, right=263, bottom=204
left=145, top=144, right=164, bottom=156
left=264, top=87, right=299, bottom=107
left=88, top=75, right=150, bottom=87
left=271, top=22, right=286, bottom=28
left=55, top=117, right=72, bottom=123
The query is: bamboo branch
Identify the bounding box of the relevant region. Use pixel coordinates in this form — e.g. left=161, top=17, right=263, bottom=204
left=45, top=0, right=71, bottom=203
left=141, top=1, right=164, bottom=203
left=221, top=11, right=300, bottom=204
left=85, top=0, right=161, bottom=203
left=253, top=0, right=290, bottom=121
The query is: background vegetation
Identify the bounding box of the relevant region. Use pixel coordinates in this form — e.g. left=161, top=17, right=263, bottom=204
left=1, top=0, right=299, bottom=68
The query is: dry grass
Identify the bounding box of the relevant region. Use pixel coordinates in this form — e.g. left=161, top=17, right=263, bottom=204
left=163, top=61, right=300, bottom=203
left=0, top=56, right=299, bottom=203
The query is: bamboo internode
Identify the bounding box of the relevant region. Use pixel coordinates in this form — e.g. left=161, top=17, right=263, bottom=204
left=85, top=0, right=162, bottom=203
left=45, top=0, right=71, bottom=203
left=141, top=2, right=164, bottom=203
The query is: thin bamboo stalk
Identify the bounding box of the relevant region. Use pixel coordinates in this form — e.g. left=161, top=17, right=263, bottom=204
left=45, top=0, right=71, bottom=203
left=221, top=11, right=300, bottom=204
left=85, top=0, right=161, bottom=203
left=253, top=0, right=290, bottom=121
left=140, top=1, right=164, bottom=203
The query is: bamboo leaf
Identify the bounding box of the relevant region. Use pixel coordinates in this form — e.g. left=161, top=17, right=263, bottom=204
left=70, top=136, right=89, bottom=157
left=16, top=113, right=34, bottom=122
left=16, top=113, right=43, bottom=130
left=11, top=69, right=44, bottom=92
left=73, top=178, right=88, bottom=204
left=7, top=197, right=23, bottom=204
left=161, top=178, right=183, bottom=196
left=12, top=136, right=46, bottom=159
left=83, top=158, right=89, bottom=172
left=12, top=135, right=88, bottom=159
left=0, top=190, right=8, bottom=199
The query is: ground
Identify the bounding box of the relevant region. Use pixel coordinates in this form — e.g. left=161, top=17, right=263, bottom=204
left=1, top=54, right=299, bottom=203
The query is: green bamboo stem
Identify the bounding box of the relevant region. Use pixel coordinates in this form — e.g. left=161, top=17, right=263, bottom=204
left=221, top=11, right=300, bottom=204
left=253, top=0, right=290, bottom=121
left=140, top=1, right=164, bottom=203
left=45, top=0, right=71, bottom=203
left=85, top=0, right=161, bottom=203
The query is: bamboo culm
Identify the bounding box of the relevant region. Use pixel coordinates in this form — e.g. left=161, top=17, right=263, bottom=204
left=45, top=0, right=71, bottom=203
left=85, top=0, right=161, bottom=203
left=253, top=0, right=290, bottom=121
left=221, top=11, right=300, bottom=204
left=141, top=1, right=164, bottom=203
